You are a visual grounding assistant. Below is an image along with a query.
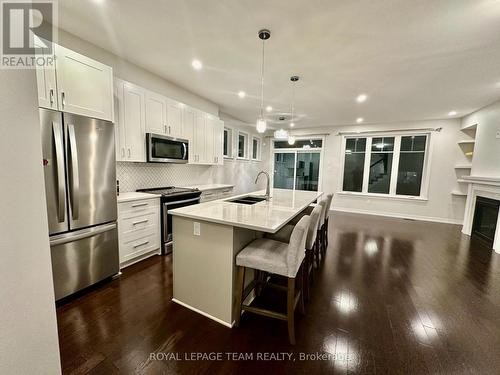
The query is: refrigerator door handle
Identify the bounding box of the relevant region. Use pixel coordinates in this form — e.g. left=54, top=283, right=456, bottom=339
left=50, top=223, right=117, bottom=246
left=68, top=124, right=80, bottom=220
left=52, top=121, right=66, bottom=223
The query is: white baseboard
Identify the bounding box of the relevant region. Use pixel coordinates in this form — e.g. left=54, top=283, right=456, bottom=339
left=332, top=207, right=463, bottom=225
left=172, top=298, right=233, bottom=328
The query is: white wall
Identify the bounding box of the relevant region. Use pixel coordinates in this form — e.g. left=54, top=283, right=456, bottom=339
left=0, top=71, right=61, bottom=374
left=56, top=28, right=219, bottom=116
left=289, top=119, right=467, bottom=224
left=461, top=100, right=500, bottom=178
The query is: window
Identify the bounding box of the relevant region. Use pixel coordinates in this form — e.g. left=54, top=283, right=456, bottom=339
left=252, top=137, right=261, bottom=160
left=343, top=138, right=366, bottom=192
left=272, top=137, right=324, bottom=192
left=368, top=137, right=394, bottom=194
left=342, top=134, right=429, bottom=198
left=237, top=131, right=248, bottom=159
left=397, top=135, right=427, bottom=196
left=223, top=127, right=233, bottom=158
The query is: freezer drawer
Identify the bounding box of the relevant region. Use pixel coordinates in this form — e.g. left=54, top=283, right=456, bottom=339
left=50, top=223, right=119, bottom=300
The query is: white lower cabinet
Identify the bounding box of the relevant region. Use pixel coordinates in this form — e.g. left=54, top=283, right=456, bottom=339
left=118, top=197, right=161, bottom=268
left=199, top=187, right=234, bottom=203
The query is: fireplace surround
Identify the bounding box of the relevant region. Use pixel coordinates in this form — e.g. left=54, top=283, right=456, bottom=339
left=462, top=176, right=500, bottom=253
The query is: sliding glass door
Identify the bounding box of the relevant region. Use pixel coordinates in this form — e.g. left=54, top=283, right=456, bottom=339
left=273, top=148, right=322, bottom=191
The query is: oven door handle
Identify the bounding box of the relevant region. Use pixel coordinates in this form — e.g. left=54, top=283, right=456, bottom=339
left=164, top=197, right=200, bottom=208
left=182, top=142, right=187, bottom=160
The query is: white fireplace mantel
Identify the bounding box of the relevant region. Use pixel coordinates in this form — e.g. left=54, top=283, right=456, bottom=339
left=462, top=176, right=500, bottom=253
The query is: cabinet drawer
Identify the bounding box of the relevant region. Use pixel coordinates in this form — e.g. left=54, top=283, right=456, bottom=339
left=119, top=210, right=159, bottom=234
left=120, top=223, right=159, bottom=244
left=120, top=233, right=159, bottom=263
left=118, top=198, right=159, bottom=214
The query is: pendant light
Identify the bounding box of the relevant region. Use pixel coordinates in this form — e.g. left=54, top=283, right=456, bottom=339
left=256, top=29, right=270, bottom=133
left=287, top=75, right=299, bottom=145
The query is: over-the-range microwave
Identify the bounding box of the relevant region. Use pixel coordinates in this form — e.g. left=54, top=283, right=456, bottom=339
left=146, top=133, right=189, bottom=163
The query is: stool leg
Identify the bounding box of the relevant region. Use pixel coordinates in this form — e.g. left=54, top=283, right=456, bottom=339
left=299, top=263, right=305, bottom=314
left=287, top=277, right=296, bottom=345
left=304, top=250, right=311, bottom=301
left=325, top=217, right=329, bottom=247
left=234, top=266, right=245, bottom=327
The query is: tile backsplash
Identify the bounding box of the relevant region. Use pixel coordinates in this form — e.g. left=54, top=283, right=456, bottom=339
left=116, top=158, right=269, bottom=194
left=116, top=162, right=216, bottom=192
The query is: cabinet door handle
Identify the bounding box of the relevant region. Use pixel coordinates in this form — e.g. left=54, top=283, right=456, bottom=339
left=121, top=148, right=125, bottom=158
left=127, top=148, right=131, bottom=158
left=164, top=125, right=167, bottom=134
left=169, top=126, right=171, bottom=134
left=133, top=219, right=149, bottom=226
left=61, top=91, right=66, bottom=108
left=133, top=240, right=149, bottom=248
left=49, top=88, right=54, bottom=105
left=132, top=202, right=148, bottom=208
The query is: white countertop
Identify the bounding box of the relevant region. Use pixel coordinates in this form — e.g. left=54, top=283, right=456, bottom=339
left=117, top=192, right=161, bottom=203
left=169, top=189, right=323, bottom=233
left=183, top=184, right=234, bottom=192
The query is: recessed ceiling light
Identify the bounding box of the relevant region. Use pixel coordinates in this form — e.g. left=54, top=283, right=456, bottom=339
left=290, top=122, right=295, bottom=127
left=356, top=94, right=368, bottom=103
left=238, top=91, right=246, bottom=99
left=266, top=105, right=273, bottom=112
left=448, top=111, right=457, bottom=116
left=191, top=59, right=202, bottom=70
left=356, top=117, right=364, bottom=123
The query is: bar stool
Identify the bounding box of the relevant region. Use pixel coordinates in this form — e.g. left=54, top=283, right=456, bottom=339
left=265, top=204, right=323, bottom=301
left=234, top=216, right=310, bottom=345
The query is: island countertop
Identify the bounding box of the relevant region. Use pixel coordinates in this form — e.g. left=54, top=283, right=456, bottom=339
left=169, top=189, right=323, bottom=233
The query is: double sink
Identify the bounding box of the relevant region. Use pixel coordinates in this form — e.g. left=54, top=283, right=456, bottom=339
left=227, top=195, right=267, bottom=205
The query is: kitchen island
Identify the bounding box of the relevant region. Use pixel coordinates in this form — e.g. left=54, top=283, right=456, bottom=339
left=169, top=188, right=323, bottom=327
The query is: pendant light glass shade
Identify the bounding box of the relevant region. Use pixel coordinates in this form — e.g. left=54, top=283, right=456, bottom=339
left=256, top=118, right=267, bottom=133
left=288, top=136, right=296, bottom=145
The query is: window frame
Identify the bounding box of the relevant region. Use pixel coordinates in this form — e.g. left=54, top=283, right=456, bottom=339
left=236, top=130, right=249, bottom=160
left=223, top=127, right=233, bottom=159
left=251, top=136, right=261, bottom=161
left=339, top=132, right=432, bottom=201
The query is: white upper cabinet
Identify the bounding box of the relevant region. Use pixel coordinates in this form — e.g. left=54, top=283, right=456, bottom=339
left=114, top=79, right=146, bottom=162
left=192, top=112, right=206, bottom=164
left=55, top=44, right=114, bottom=121
left=205, top=116, right=215, bottom=164
left=214, top=119, right=224, bottom=165
left=34, top=38, right=58, bottom=110
left=112, top=78, right=223, bottom=165
left=167, top=100, right=183, bottom=137
left=145, top=91, right=167, bottom=135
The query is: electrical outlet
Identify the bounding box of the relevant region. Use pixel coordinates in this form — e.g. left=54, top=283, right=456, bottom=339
left=193, top=222, right=201, bottom=236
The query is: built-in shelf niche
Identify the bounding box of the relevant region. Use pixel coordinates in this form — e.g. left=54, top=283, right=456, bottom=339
left=452, top=123, right=477, bottom=197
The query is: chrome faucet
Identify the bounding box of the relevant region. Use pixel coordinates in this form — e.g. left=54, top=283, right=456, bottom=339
left=255, top=171, right=271, bottom=200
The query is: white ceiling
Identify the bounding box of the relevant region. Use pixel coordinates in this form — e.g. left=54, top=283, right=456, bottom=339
left=58, top=0, right=500, bottom=128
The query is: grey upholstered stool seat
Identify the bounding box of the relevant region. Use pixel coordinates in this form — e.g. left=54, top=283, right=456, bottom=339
left=234, top=216, right=310, bottom=345
left=265, top=204, right=323, bottom=300
left=236, top=238, right=293, bottom=277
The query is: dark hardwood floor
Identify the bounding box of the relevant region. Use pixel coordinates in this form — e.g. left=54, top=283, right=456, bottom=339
left=57, top=212, right=500, bottom=374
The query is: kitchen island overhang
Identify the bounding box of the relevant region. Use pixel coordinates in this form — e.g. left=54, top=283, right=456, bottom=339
left=169, top=189, right=324, bottom=327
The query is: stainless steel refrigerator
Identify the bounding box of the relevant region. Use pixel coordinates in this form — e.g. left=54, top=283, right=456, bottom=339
left=40, top=108, right=119, bottom=301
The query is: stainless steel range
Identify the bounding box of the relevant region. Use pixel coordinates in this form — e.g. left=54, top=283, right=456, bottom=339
left=136, top=187, right=201, bottom=254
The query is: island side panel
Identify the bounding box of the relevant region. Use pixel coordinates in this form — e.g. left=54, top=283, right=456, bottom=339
left=172, top=216, right=235, bottom=326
